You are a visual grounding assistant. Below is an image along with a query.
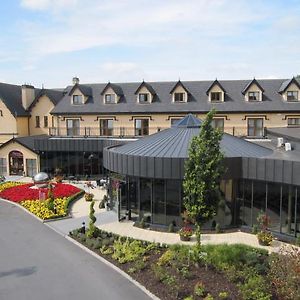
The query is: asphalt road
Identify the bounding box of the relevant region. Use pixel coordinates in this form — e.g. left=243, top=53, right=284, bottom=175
left=0, top=201, right=152, bottom=300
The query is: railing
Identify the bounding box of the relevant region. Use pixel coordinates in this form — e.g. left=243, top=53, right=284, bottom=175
left=49, top=126, right=169, bottom=137
left=48, top=126, right=267, bottom=138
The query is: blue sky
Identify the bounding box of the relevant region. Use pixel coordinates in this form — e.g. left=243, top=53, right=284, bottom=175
left=0, top=0, right=300, bottom=88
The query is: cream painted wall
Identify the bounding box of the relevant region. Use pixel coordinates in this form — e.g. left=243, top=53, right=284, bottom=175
left=0, top=141, right=39, bottom=176
left=52, top=112, right=294, bottom=137
left=282, top=83, right=300, bottom=101
left=29, top=95, right=55, bottom=135
left=103, top=87, right=120, bottom=103
left=137, top=86, right=153, bottom=103
left=171, top=85, right=187, bottom=102
left=245, top=83, right=263, bottom=101
left=16, top=117, right=29, bottom=137
left=0, top=98, right=18, bottom=144
left=209, top=85, right=225, bottom=102
left=71, top=87, right=88, bottom=104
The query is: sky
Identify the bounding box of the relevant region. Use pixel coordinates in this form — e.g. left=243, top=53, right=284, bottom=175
left=0, top=0, right=300, bottom=88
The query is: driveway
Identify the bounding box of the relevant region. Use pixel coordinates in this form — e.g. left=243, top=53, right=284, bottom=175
left=0, top=201, right=152, bottom=300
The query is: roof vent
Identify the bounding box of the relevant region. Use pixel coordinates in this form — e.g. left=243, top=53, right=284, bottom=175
left=277, top=137, right=284, bottom=147
left=72, top=77, right=80, bottom=85
left=285, top=143, right=292, bottom=151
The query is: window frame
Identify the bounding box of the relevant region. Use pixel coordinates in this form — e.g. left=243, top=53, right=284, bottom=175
left=35, top=116, right=40, bottom=128
left=247, top=118, right=264, bottom=137
left=100, top=119, right=114, bottom=136
left=43, top=116, right=48, bottom=128
left=286, top=91, right=299, bottom=102
left=173, top=92, right=186, bottom=102
left=138, top=93, right=150, bottom=104
left=104, top=93, right=116, bottom=104
left=210, top=92, right=222, bottom=102
left=134, top=118, right=149, bottom=136
left=248, top=91, right=260, bottom=102
left=211, top=118, right=224, bottom=132
left=287, top=117, right=300, bottom=127
left=72, top=94, right=84, bottom=105
left=66, top=118, right=80, bottom=136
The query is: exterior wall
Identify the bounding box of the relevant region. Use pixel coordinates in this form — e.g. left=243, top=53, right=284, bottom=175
left=282, top=83, right=300, bottom=101
left=171, top=85, right=187, bottom=102
left=71, top=87, right=88, bottom=103
left=21, top=85, right=35, bottom=110
left=245, top=83, right=263, bottom=101
left=0, top=98, right=18, bottom=144
left=30, top=95, right=55, bottom=135
left=102, top=87, right=120, bottom=103
left=209, top=85, right=225, bottom=102
left=16, top=117, right=29, bottom=137
left=137, top=86, right=153, bottom=103
left=0, top=141, right=39, bottom=176
left=52, top=112, right=297, bottom=137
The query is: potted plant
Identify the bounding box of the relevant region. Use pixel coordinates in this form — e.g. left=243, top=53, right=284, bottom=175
left=256, top=212, right=273, bottom=246
left=54, top=168, right=63, bottom=183
left=179, top=226, right=193, bottom=241
left=84, top=192, right=94, bottom=202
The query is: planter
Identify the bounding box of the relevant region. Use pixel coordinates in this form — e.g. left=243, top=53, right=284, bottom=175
left=180, top=235, right=191, bottom=241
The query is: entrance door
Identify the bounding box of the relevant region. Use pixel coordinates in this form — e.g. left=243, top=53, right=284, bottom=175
left=9, top=151, right=24, bottom=175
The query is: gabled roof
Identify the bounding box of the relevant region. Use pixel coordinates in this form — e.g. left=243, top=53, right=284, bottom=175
left=206, top=79, right=226, bottom=95
left=68, top=84, right=92, bottom=97
left=278, top=77, right=300, bottom=94
left=242, top=78, right=265, bottom=95
left=0, top=82, right=30, bottom=117
left=101, top=82, right=124, bottom=96
left=28, top=88, right=65, bottom=111
left=134, top=81, right=156, bottom=95
left=169, top=80, right=189, bottom=94
left=0, top=136, right=42, bottom=154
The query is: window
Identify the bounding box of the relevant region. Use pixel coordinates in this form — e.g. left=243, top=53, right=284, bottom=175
left=100, top=119, right=114, bottom=136
left=0, top=110, right=3, bottom=116
left=72, top=95, right=83, bottom=105
left=26, top=159, right=37, bottom=177
left=247, top=118, right=264, bottom=137
left=170, top=118, right=181, bottom=126
left=35, top=116, right=40, bottom=128
left=288, top=118, right=300, bottom=126
left=104, top=94, right=116, bottom=104
left=212, top=118, right=224, bottom=132
left=66, top=119, right=80, bottom=136
left=0, top=158, right=7, bottom=175
left=44, top=116, right=48, bottom=128
left=248, top=91, right=260, bottom=101
left=287, top=91, right=299, bottom=101
left=211, top=92, right=222, bottom=102
left=135, top=119, right=149, bottom=136
left=174, top=92, right=185, bottom=102
left=138, top=93, right=149, bottom=103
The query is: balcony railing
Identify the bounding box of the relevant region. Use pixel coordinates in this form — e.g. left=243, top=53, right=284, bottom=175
left=49, top=126, right=168, bottom=137
left=48, top=126, right=266, bottom=138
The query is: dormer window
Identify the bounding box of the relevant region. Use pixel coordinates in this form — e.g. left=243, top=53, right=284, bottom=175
left=104, top=93, right=116, bottom=104
left=174, top=92, right=185, bottom=102
left=138, top=93, right=150, bottom=103
left=73, top=95, right=83, bottom=105
left=211, top=92, right=222, bottom=102
left=248, top=91, right=260, bottom=102
left=287, top=91, right=298, bottom=101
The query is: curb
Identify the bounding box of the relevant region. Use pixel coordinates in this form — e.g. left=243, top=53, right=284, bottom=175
left=65, top=235, right=160, bottom=300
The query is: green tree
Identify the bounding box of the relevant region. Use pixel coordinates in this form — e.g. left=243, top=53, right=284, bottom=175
left=183, top=110, right=224, bottom=247
left=87, top=200, right=97, bottom=238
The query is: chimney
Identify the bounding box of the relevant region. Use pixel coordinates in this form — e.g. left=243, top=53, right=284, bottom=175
left=21, top=84, right=35, bottom=110
left=72, top=77, right=80, bottom=85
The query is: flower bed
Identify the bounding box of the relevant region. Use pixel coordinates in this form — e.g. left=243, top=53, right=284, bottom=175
left=0, top=182, right=81, bottom=202
left=0, top=181, right=24, bottom=193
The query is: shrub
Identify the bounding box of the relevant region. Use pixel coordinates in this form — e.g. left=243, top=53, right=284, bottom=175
left=184, top=296, right=194, bottom=300
left=215, top=223, right=221, bottom=233
left=168, top=222, right=175, bottom=233
left=218, top=291, right=229, bottom=299
left=252, top=224, right=258, bottom=234
left=204, top=294, right=214, bottom=300
left=157, top=249, right=174, bottom=266
left=86, top=200, right=97, bottom=238
left=194, top=281, right=206, bottom=297
left=257, top=231, right=273, bottom=246
left=139, top=217, right=146, bottom=228
left=269, top=246, right=300, bottom=300
left=177, top=266, right=191, bottom=279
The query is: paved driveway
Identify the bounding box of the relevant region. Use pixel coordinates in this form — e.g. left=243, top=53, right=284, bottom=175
left=0, top=201, right=151, bottom=300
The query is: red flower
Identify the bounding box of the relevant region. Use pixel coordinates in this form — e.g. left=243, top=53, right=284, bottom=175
left=0, top=183, right=81, bottom=202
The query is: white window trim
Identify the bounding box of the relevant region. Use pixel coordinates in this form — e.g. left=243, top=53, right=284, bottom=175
left=137, top=92, right=151, bottom=104
left=209, top=91, right=224, bottom=102
left=104, top=93, right=117, bottom=104
left=172, top=92, right=187, bottom=103
left=72, top=94, right=84, bottom=105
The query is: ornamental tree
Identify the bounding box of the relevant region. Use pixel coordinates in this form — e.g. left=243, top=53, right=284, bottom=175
left=183, top=109, right=224, bottom=247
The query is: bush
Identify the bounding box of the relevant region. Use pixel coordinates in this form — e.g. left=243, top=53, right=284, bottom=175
left=168, top=222, right=175, bottom=233
left=252, top=224, right=258, bottom=234
left=215, top=223, right=221, bottom=233
left=204, top=294, right=214, bottom=300
left=269, top=246, right=300, bottom=300
left=257, top=231, right=273, bottom=246
left=194, top=281, right=206, bottom=297
left=157, top=249, right=174, bottom=266
left=218, top=291, right=229, bottom=299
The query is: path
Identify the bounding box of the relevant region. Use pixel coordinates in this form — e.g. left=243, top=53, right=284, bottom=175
left=0, top=200, right=151, bottom=300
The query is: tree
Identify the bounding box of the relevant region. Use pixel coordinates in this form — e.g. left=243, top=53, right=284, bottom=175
left=183, top=109, right=224, bottom=247
left=87, top=200, right=97, bottom=238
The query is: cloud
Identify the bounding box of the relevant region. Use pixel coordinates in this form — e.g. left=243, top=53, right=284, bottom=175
left=20, top=0, right=78, bottom=11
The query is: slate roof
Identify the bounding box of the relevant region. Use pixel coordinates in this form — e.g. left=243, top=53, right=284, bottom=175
left=28, top=88, right=65, bottom=111
left=241, top=78, right=265, bottom=95
left=0, top=82, right=30, bottom=117
left=109, top=114, right=273, bottom=159
left=101, top=82, right=124, bottom=96
left=51, top=78, right=300, bottom=115
left=206, top=79, right=226, bottom=95
left=278, top=77, right=300, bottom=93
